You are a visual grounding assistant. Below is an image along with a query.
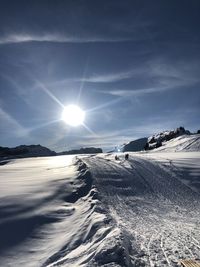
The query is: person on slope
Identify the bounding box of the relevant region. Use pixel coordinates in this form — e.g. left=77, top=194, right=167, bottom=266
left=125, top=153, right=129, bottom=160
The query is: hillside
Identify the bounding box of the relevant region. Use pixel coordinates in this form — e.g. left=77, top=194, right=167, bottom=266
left=120, top=127, right=200, bottom=153
left=0, top=144, right=56, bottom=159
left=123, top=137, right=147, bottom=152
left=0, top=145, right=103, bottom=159
left=58, top=147, right=103, bottom=155
left=144, top=127, right=193, bottom=151
left=153, top=134, right=200, bottom=152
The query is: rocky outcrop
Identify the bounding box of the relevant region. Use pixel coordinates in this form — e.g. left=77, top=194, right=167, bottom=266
left=144, top=127, right=191, bottom=150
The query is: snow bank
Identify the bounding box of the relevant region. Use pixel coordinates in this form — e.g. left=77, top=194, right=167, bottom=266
left=0, top=156, right=133, bottom=267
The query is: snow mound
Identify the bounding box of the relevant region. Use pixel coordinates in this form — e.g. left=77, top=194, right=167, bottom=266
left=0, top=156, right=133, bottom=267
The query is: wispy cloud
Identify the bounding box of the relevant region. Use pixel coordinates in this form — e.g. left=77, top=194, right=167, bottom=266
left=0, top=33, right=132, bottom=45
left=68, top=56, right=200, bottom=87
left=99, top=87, right=166, bottom=97
left=37, top=68, right=141, bottom=86
left=79, top=69, right=138, bottom=83
left=96, top=58, right=200, bottom=96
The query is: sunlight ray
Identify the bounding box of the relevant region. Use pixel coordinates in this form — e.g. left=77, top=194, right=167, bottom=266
left=82, top=122, right=98, bottom=137
left=36, top=81, right=65, bottom=108
left=76, top=58, right=89, bottom=105
left=86, top=96, right=122, bottom=113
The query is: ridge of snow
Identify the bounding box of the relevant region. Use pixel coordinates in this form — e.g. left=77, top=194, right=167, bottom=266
left=0, top=156, right=132, bottom=267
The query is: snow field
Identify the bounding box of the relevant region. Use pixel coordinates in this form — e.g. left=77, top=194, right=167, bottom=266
left=0, top=150, right=200, bottom=266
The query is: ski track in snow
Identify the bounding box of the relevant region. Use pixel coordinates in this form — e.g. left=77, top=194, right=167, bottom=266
left=0, top=152, right=200, bottom=266
left=84, top=153, right=200, bottom=266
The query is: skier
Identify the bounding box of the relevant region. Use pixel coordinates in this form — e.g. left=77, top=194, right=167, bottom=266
left=115, top=155, right=119, bottom=160
left=125, top=153, right=129, bottom=160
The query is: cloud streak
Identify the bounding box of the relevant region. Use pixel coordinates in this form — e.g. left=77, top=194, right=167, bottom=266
left=103, top=87, right=167, bottom=97
left=95, top=58, right=200, bottom=96
left=79, top=69, right=138, bottom=83
left=0, top=33, right=133, bottom=45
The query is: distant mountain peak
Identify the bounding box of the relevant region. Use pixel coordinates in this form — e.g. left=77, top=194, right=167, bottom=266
left=0, top=144, right=56, bottom=159
left=122, top=137, right=148, bottom=152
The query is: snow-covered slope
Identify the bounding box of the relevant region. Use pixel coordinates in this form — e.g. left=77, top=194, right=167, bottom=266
left=152, top=134, right=200, bottom=152
left=0, top=151, right=200, bottom=266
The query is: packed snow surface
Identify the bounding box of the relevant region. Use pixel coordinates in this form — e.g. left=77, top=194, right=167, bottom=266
left=0, top=151, right=200, bottom=266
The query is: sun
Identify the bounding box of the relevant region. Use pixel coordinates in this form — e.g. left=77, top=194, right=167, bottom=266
left=61, top=105, right=85, bottom=126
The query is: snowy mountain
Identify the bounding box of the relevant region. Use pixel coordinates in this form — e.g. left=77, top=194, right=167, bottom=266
left=144, top=127, right=200, bottom=152
left=123, top=137, right=147, bottom=152
left=152, top=134, right=200, bottom=152
left=0, top=148, right=200, bottom=266
left=117, top=127, right=199, bottom=153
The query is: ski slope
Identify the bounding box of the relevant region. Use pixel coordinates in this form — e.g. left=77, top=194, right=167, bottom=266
left=0, top=151, right=200, bottom=266
left=85, top=152, right=200, bottom=266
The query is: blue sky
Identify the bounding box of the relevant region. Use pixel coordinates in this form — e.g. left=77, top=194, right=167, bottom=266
left=0, top=0, right=199, bottom=151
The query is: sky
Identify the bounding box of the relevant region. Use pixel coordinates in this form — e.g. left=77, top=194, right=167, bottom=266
left=0, top=0, right=200, bottom=152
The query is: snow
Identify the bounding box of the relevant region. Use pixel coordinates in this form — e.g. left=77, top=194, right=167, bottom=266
left=153, top=134, right=200, bottom=152
left=0, top=150, right=200, bottom=266
left=147, top=134, right=200, bottom=152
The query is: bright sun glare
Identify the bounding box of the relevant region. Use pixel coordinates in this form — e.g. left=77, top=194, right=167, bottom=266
left=61, top=105, right=85, bottom=126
